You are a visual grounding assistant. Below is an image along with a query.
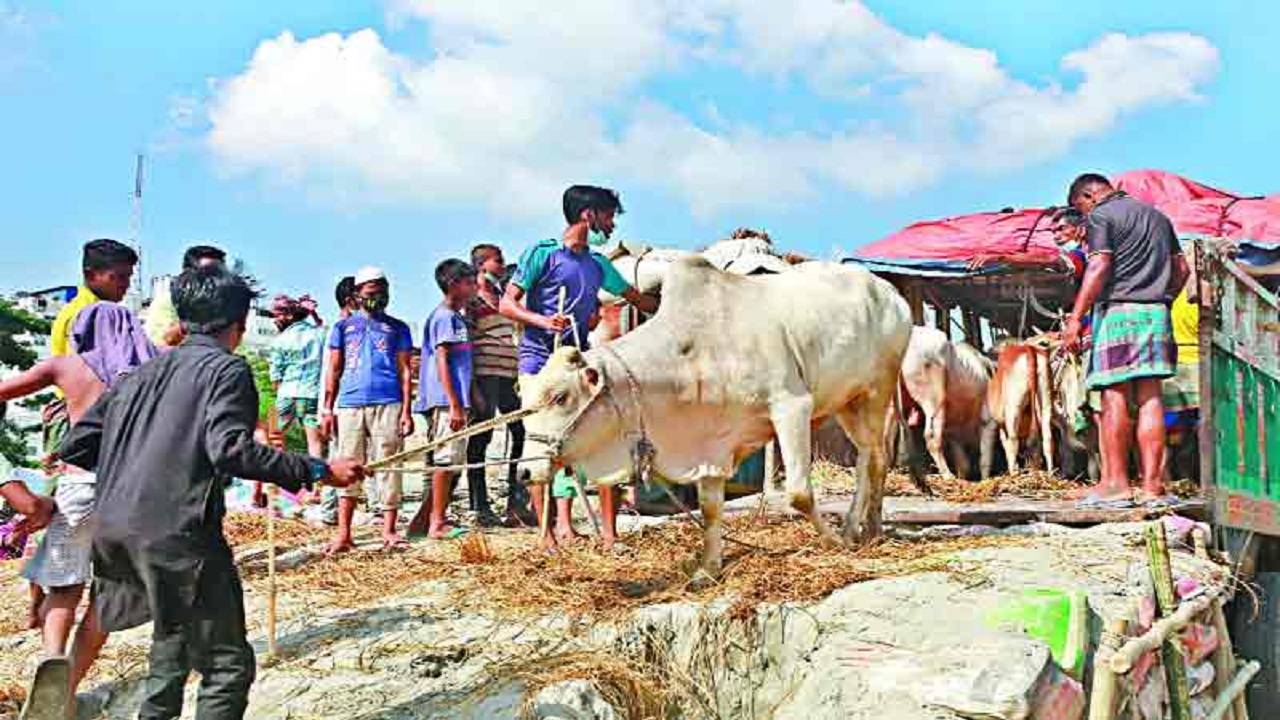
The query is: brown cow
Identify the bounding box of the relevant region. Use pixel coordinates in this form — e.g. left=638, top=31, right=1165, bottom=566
left=982, top=335, right=1096, bottom=478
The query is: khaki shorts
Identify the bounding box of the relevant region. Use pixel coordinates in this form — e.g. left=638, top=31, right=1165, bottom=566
left=408, top=407, right=469, bottom=470
left=336, top=404, right=404, bottom=508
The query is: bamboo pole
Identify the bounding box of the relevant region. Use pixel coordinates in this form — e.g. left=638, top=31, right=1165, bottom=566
left=1205, top=661, right=1260, bottom=720
left=366, top=405, right=543, bottom=471
left=539, top=288, right=570, bottom=543
left=1207, top=602, right=1235, bottom=720
left=1089, top=617, right=1129, bottom=720
left=1147, top=522, right=1193, bottom=720
left=1109, top=590, right=1220, bottom=673
left=265, top=406, right=281, bottom=663
left=1212, top=601, right=1250, bottom=720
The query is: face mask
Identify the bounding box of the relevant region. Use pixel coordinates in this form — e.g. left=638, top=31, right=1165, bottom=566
left=483, top=271, right=504, bottom=287
left=361, top=292, right=389, bottom=314
left=586, top=210, right=613, bottom=247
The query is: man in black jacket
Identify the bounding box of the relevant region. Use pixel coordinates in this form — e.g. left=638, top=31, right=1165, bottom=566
left=61, top=265, right=364, bottom=720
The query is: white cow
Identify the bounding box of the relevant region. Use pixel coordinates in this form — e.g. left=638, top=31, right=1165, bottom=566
left=590, top=235, right=797, bottom=347
left=893, top=327, right=996, bottom=482
left=522, top=257, right=912, bottom=584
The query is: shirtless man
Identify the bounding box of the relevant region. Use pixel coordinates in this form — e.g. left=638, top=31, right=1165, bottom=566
left=0, top=302, right=157, bottom=696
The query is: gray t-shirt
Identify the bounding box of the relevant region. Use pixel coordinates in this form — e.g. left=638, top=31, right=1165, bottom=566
left=1086, top=192, right=1182, bottom=304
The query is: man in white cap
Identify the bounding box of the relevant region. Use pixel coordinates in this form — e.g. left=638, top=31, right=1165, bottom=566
left=322, top=266, right=415, bottom=553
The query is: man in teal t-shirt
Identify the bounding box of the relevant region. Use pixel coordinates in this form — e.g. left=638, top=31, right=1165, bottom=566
left=500, top=185, right=657, bottom=550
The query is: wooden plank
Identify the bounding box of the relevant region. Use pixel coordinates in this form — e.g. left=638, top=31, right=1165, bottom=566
left=1198, top=242, right=1216, bottom=501
left=812, top=497, right=1209, bottom=526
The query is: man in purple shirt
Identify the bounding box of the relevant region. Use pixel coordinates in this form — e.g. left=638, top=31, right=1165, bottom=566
left=500, top=185, right=657, bottom=550
left=322, top=266, right=415, bottom=553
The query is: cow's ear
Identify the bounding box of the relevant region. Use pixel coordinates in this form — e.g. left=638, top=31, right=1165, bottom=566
left=583, top=365, right=601, bottom=389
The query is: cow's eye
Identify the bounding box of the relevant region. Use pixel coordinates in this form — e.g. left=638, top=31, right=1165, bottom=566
left=551, top=392, right=568, bottom=406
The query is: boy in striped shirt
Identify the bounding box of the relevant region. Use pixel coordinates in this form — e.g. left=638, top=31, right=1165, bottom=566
left=465, top=244, right=528, bottom=525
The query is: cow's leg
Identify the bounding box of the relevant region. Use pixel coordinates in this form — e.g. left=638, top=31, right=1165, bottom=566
left=980, top=420, right=998, bottom=480
left=771, top=395, right=839, bottom=546
left=689, top=477, right=726, bottom=589
left=924, top=404, right=955, bottom=479
left=1035, top=350, right=1054, bottom=472
left=951, top=440, right=973, bottom=481
left=834, top=393, right=892, bottom=543
left=1000, top=425, right=1020, bottom=475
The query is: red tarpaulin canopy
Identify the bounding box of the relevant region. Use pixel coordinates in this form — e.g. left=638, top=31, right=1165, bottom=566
left=848, top=169, right=1280, bottom=277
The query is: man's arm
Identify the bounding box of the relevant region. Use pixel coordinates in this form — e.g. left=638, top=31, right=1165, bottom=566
left=205, top=362, right=319, bottom=493
left=0, top=482, right=54, bottom=530
left=435, top=345, right=467, bottom=431
left=620, top=287, right=658, bottom=315
left=0, top=359, right=59, bottom=403
left=323, top=348, right=342, bottom=414
left=499, top=284, right=563, bottom=331
left=598, top=254, right=658, bottom=314
left=397, top=348, right=414, bottom=436
left=1071, top=255, right=1112, bottom=320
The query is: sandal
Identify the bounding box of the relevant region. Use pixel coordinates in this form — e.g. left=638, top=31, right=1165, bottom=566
left=1075, top=493, right=1136, bottom=510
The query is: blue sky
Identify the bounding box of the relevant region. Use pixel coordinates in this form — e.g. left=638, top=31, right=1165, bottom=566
left=2, top=0, right=1275, bottom=322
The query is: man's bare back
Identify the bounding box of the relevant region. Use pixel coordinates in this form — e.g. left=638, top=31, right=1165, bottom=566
left=0, top=355, right=104, bottom=426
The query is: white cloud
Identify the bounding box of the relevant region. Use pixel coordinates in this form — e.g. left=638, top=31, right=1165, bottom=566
left=0, top=4, right=39, bottom=79
left=200, top=1, right=1221, bottom=219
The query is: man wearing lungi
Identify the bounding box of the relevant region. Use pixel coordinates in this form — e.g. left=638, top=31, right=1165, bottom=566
left=1062, top=173, right=1190, bottom=504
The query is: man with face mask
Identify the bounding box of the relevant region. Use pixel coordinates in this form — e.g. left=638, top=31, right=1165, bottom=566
left=500, top=185, right=658, bottom=551
left=322, top=267, right=416, bottom=553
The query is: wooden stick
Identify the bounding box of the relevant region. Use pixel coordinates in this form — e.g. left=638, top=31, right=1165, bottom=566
left=540, top=289, right=570, bottom=542
left=1205, top=661, right=1260, bottom=720
left=1109, top=590, right=1219, bottom=673
left=265, top=406, right=281, bottom=662
left=1089, top=617, right=1129, bottom=720
left=1212, top=600, right=1249, bottom=720
left=1146, top=522, right=1193, bottom=720
left=366, top=405, right=543, bottom=471
left=1207, top=599, right=1234, bottom=720
left=573, top=474, right=602, bottom=537
left=554, top=286, right=567, bottom=351
left=538, top=481, right=552, bottom=541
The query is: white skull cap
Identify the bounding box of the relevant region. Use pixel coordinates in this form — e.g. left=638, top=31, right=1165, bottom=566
left=354, top=266, right=387, bottom=286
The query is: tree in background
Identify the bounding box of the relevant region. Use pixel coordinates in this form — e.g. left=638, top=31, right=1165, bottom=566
left=0, top=300, right=53, bottom=465
left=237, top=346, right=307, bottom=453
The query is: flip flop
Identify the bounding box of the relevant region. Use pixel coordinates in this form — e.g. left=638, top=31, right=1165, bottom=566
left=1140, top=495, right=1182, bottom=510
left=20, top=656, right=70, bottom=720
left=1075, top=493, right=1136, bottom=510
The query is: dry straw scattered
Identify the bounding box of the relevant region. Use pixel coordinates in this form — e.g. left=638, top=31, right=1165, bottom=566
left=811, top=459, right=1079, bottom=502
left=235, top=511, right=1022, bottom=622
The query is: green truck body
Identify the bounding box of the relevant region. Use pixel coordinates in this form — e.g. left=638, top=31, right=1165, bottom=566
left=1200, top=243, right=1280, bottom=537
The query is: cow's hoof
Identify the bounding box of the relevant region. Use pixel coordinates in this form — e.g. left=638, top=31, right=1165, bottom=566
left=819, top=531, right=845, bottom=550
left=687, top=569, right=720, bottom=591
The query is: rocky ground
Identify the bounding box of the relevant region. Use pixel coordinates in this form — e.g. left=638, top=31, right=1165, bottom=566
left=0, top=467, right=1227, bottom=720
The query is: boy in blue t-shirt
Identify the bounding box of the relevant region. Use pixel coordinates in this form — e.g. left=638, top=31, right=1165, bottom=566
left=322, top=266, right=415, bottom=553
left=499, top=185, right=658, bottom=550
left=407, top=259, right=478, bottom=539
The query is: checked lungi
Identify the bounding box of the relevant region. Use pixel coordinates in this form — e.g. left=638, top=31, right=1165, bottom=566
left=1086, top=302, right=1177, bottom=390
